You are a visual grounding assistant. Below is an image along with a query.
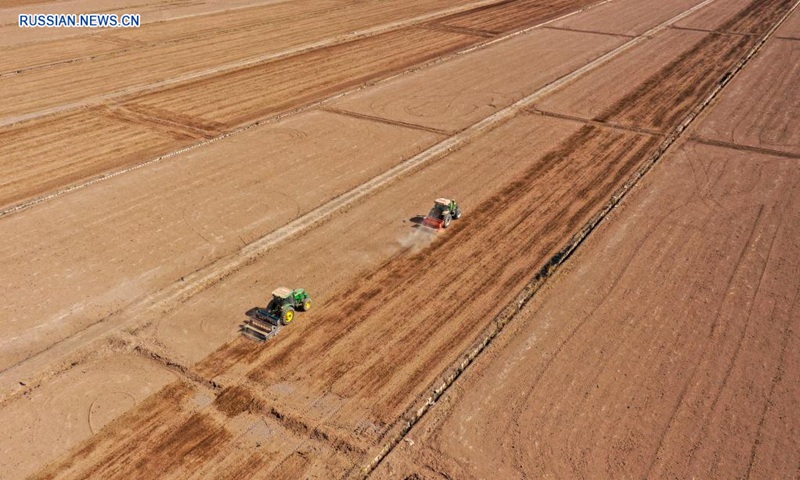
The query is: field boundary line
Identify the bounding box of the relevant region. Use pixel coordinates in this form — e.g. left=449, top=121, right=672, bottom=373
left=352, top=0, right=800, bottom=476
left=543, top=25, right=637, bottom=38
left=0, top=0, right=614, bottom=220
left=0, top=1, right=493, bottom=78
left=108, top=0, right=722, bottom=319
left=0, top=3, right=343, bottom=76
left=0, top=0, right=714, bottom=405
left=0, top=0, right=514, bottom=129
left=692, top=136, right=800, bottom=159
left=420, top=23, right=497, bottom=38
left=321, top=107, right=455, bottom=136
left=528, top=108, right=666, bottom=136
left=670, top=25, right=759, bottom=36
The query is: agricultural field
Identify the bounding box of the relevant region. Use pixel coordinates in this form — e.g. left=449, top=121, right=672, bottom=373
left=1, top=0, right=798, bottom=478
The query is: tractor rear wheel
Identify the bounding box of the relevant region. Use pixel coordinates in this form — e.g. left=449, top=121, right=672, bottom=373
left=443, top=214, right=452, bottom=228
left=281, top=307, right=295, bottom=325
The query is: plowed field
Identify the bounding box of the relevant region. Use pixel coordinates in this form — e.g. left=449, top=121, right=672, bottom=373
left=2, top=0, right=798, bottom=478
left=373, top=143, right=800, bottom=479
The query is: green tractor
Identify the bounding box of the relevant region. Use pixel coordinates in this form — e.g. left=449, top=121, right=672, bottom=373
left=241, top=287, right=312, bottom=342
left=421, top=198, right=463, bottom=230
left=263, top=287, right=311, bottom=325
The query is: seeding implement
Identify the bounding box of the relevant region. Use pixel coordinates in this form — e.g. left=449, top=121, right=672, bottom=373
left=241, top=287, right=311, bottom=342
left=421, top=198, right=463, bottom=230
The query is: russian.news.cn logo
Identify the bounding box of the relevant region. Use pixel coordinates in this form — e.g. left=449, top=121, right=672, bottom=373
left=19, top=14, right=141, bottom=28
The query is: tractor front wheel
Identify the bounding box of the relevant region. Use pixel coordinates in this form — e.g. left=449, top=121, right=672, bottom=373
left=281, top=307, right=295, bottom=325
left=302, top=299, right=312, bottom=311
left=453, top=208, right=462, bottom=219
left=442, top=214, right=452, bottom=228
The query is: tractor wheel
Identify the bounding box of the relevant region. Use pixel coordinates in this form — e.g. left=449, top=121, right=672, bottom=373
left=453, top=208, right=462, bottom=219
left=442, top=214, right=452, bottom=228
left=302, top=299, right=312, bottom=311
left=281, top=307, right=295, bottom=326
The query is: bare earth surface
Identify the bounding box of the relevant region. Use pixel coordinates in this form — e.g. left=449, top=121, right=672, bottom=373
left=694, top=38, right=800, bottom=155
left=549, top=0, right=703, bottom=36
left=374, top=1, right=800, bottom=478
left=374, top=140, right=800, bottom=479
left=779, top=2, right=800, bottom=35
left=1, top=0, right=799, bottom=478
left=0, top=110, right=442, bottom=373
left=329, top=27, right=628, bottom=132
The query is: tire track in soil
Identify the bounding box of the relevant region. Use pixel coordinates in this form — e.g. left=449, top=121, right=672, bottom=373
left=670, top=25, right=758, bottom=37
left=420, top=23, right=497, bottom=38
left=640, top=204, right=766, bottom=476
left=599, top=0, right=795, bottom=131
left=529, top=107, right=665, bottom=136
left=21, top=1, right=727, bottom=477
left=678, top=171, right=799, bottom=475
left=0, top=0, right=610, bottom=218
left=744, top=285, right=799, bottom=478
left=100, top=105, right=224, bottom=141
left=364, top=0, right=800, bottom=475
left=543, top=25, right=637, bottom=38
left=26, top=0, right=768, bottom=477
left=0, top=0, right=638, bottom=395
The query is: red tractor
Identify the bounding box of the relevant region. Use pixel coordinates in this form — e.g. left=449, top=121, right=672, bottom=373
left=421, top=198, right=463, bottom=230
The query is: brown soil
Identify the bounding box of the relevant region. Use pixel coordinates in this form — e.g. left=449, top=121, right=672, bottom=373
left=434, top=0, right=598, bottom=33
left=0, top=107, right=197, bottom=209
left=128, top=28, right=480, bottom=128
left=694, top=38, right=800, bottom=155
left=2, top=0, right=798, bottom=478
left=145, top=115, right=584, bottom=366
left=0, top=110, right=441, bottom=373
left=330, top=27, right=627, bottom=132
left=31, top=113, right=663, bottom=480
left=778, top=5, right=800, bottom=36
left=0, top=36, right=120, bottom=74
left=371, top=1, right=800, bottom=478
left=550, top=0, right=705, bottom=36
left=542, top=0, right=796, bottom=134
left=0, top=0, right=610, bottom=216
left=0, top=353, right=175, bottom=477
left=674, top=0, right=763, bottom=33
left=0, top=0, right=284, bottom=45
left=0, top=25, right=479, bottom=210
left=373, top=140, right=800, bottom=479
left=535, top=27, right=708, bottom=125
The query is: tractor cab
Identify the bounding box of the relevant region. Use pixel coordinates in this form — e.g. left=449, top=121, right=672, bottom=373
left=267, top=286, right=293, bottom=307
left=263, top=287, right=311, bottom=325
left=242, top=287, right=312, bottom=342
left=422, top=198, right=462, bottom=230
